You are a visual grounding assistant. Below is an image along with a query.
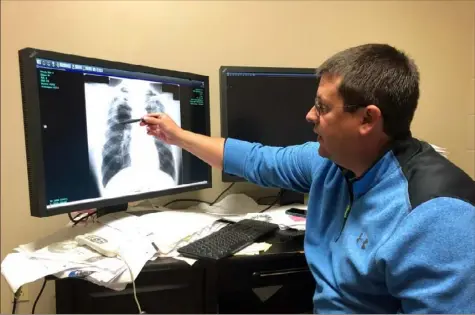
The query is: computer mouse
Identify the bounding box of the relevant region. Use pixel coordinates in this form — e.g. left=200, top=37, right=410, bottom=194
left=275, top=228, right=305, bottom=241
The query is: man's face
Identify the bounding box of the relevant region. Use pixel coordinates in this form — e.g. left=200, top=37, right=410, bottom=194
left=305, top=74, right=362, bottom=164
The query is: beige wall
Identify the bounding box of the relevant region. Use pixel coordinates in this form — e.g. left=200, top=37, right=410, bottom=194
left=1, top=0, right=474, bottom=313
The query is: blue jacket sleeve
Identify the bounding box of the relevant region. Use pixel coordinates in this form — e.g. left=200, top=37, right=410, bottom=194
left=223, top=138, right=323, bottom=193
left=376, top=197, right=475, bottom=313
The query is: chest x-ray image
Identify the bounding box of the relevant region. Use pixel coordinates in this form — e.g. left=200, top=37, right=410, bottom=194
left=84, top=76, right=182, bottom=198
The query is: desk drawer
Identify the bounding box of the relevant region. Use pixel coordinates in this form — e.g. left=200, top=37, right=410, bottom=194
left=218, top=253, right=310, bottom=291
left=56, top=264, right=205, bottom=314
left=216, top=254, right=314, bottom=314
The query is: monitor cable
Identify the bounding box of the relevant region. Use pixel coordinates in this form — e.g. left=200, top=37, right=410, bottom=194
left=68, top=211, right=97, bottom=226
left=31, top=278, right=47, bottom=314
left=28, top=264, right=142, bottom=314
left=11, top=287, right=21, bottom=314
left=67, top=212, right=81, bottom=223
left=163, top=198, right=211, bottom=207
left=12, top=297, right=17, bottom=314
left=116, top=253, right=144, bottom=314
left=257, top=195, right=278, bottom=204
left=259, top=190, right=283, bottom=212
left=162, top=182, right=235, bottom=208
left=210, top=182, right=235, bottom=205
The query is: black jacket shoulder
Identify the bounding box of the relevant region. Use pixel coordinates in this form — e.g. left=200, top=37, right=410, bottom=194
left=391, top=138, right=475, bottom=209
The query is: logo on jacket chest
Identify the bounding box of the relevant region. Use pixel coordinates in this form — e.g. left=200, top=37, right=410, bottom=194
left=356, top=232, right=369, bottom=249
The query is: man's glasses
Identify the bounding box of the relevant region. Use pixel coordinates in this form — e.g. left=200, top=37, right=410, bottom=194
left=313, top=98, right=363, bottom=116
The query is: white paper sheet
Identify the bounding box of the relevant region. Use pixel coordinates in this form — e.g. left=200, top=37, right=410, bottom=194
left=224, top=207, right=307, bottom=231
left=1, top=214, right=157, bottom=293
left=234, top=242, right=272, bottom=255
left=136, top=210, right=220, bottom=254
left=1, top=200, right=305, bottom=294
left=1, top=252, right=90, bottom=293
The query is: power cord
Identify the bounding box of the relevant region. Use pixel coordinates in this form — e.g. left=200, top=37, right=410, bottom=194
left=12, top=298, right=17, bottom=314
left=69, top=211, right=97, bottom=226
left=256, top=195, right=278, bottom=204
left=163, top=198, right=211, bottom=207
left=29, top=212, right=96, bottom=314
left=210, top=182, right=235, bottom=205
left=259, top=190, right=283, bottom=212
left=12, top=287, right=21, bottom=314
left=117, top=254, right=144, bottom=314
left=162, top=183, right=236, bottom=208
left=72, top=234, right=144, bottom=314
left=29, top=265, right=141, bottom=314
left=31, top=278, right=47, bottom=314
left=67, top=212, right=80, bottom=223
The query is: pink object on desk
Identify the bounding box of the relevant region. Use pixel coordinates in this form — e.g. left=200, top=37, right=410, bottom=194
left=289, top=215, right=306, bottom=222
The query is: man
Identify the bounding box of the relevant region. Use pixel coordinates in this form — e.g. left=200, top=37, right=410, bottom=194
left=141, top=43, right=475, bottom=313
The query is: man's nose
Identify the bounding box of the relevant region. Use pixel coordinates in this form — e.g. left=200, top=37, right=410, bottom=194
left=306, top=107, right=319, bottom=123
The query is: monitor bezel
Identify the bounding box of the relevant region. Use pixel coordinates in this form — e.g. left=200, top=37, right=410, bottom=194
left=219, top=65, right=318, bottom=183
left=18, top=47, right=212, bottom=217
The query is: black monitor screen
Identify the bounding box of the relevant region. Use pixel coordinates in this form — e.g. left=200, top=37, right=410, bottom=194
left=220, top=66, right=319, bottom=181
left=19, top=48, right=211, bottom=217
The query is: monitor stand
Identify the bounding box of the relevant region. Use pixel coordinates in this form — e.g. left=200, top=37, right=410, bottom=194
left=95, top=203, right=129, bottom=217
left=277, top=189, right=305, bottom=206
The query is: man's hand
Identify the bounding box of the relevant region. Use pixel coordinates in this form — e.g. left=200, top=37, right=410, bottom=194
left=140, top=113, right=184, bottom=146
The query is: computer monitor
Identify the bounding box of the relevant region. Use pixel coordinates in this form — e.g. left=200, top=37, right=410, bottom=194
left=219, top=66, right=319, bottom=204
left=220, top=66, right=319, bottom=180
left=18, top=47, right=212, bottom=217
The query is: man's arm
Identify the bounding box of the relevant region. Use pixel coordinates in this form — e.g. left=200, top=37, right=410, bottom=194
left=177, top=131, right=321, bottom=192
left=376, top=197, right=475, bottom=313
left=141, top=113, right=324, bottom=192
left=178, top=130, right=226, bottom=169
left=223, top=138, right=322, bottom=193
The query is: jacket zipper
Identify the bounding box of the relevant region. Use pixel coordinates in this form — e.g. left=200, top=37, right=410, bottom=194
left=335, top=179, right=354, bottom=241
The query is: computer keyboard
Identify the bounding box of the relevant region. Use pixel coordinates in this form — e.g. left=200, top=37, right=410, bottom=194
left=177, top=219, right=279, bottom=260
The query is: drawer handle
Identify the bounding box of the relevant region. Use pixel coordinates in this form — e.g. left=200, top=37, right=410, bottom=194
left=252, top=268, right=309, bottom=278
left=90, top=283, right=188, bottom=297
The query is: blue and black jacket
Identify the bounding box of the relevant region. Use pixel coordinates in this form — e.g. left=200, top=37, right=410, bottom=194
left=223, top=135, right=475, bottom=313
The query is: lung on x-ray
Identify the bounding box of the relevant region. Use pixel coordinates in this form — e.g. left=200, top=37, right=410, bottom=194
left=84, top=76, right=182, bottom=198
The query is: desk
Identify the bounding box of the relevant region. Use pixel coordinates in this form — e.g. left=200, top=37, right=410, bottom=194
left=207, top=233, right=314, bottom=314
left=54, top=223, right=314, bottom=313
left=55, top=257, right=207, bottom=314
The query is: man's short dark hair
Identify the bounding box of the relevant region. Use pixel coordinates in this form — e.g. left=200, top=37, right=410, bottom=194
left=317, top=43, right=420, bottom=138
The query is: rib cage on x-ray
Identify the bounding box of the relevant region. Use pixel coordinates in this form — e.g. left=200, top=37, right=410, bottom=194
left=99, top=80, right=178, bottom=190
left=145, top=89, right=176, bottom=181
left=101, top=87, right=132, bottom=188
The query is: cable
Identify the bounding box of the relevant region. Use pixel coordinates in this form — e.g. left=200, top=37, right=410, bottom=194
left=117, top=254, right=143, bottom=314
left=259, top=190, right=283, bottom=212
left=260, top=198, right=279, bottom=212
left=72, top=211, right=97, bottom=226
left=31, top=278, right=47, bottom=314
left=210, top=182, right=235, bottom=205
left=68, top=212, right=79, bottom=223
left=163, top=198, right=211, bottom=207
left=145, top=199, right=159, bottom=210
left=163, top=183, right=236, bottom=208
left=12, top=288, right=20, bottom=314
left=256, top=195, right=278, bottom=204
left=71, top=238, right=142, bottom=313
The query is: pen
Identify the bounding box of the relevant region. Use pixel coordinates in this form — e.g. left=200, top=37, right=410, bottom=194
left=120, top=118, right=145, bottom=124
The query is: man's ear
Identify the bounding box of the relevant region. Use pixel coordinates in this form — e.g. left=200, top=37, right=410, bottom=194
left=359, top=105, right=382, bottom=135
